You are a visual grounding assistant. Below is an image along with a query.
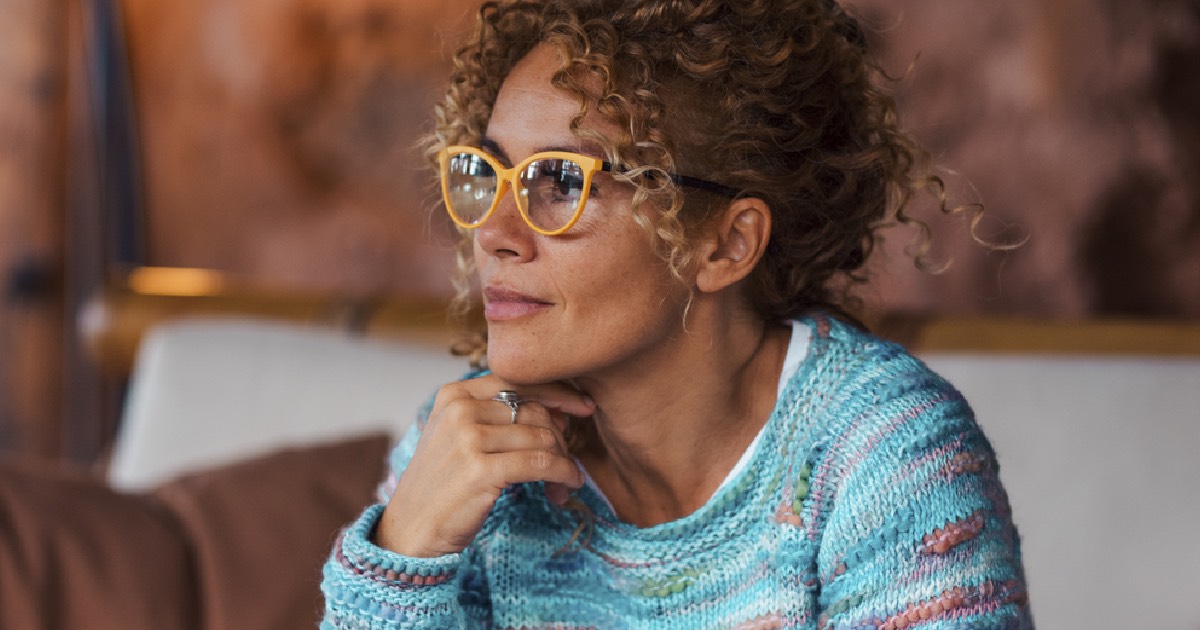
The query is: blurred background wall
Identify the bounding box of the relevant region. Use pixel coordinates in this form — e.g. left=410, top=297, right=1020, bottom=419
left=1, top=0, right=67, bottom=457
left=121, top=0, right=466, bottom=296
left=2, top=0, right=1198, bottom=461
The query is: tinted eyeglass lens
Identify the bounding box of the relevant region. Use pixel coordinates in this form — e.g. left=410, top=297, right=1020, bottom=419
left=521, top=157, right=586, bottom=232
left=444, top=152, right=498, bottom=225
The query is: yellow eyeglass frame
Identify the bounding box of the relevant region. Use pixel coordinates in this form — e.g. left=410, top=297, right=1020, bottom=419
left=438, top=145, right=608, bottom=236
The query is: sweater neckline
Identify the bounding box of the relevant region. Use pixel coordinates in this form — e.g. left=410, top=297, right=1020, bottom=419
left=569, top=316, right=827, bottom=543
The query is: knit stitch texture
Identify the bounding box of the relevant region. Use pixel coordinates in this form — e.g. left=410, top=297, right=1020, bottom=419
left=321, top=314, right=1032, bottom=628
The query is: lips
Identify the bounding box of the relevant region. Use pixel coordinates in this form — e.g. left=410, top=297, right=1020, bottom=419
left=483, top=285, right=553, bottom=321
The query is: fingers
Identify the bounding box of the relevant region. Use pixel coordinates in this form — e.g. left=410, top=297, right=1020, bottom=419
left=379, top=377, right=589, bottom=558
left=449, top=399, right=581, bottom=488
left=473, top=423, right=563, bottom=454
left=439, top=395, right=558, bottom=430
left=483, top=449, right=584, bottom=490
left=428, top=376, right=584, bottom=490
left=434, top=374, right=590, bottom=433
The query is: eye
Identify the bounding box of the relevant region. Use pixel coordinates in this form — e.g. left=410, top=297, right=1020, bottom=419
left=450, top=153, right=493, bottom=177
left=539, top=160, right=586, bottom=196
left=523, top=159, right=592, bottom=203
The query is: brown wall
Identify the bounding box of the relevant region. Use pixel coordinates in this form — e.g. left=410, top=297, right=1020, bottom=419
left=118, top=0, right=1200, bottom=316
left=122, top=0, right=474, bottom=296
left=859, top=0, right=1200, bottom=318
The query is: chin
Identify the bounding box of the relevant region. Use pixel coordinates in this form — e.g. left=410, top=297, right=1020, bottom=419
left=485, top=343, right=571, bottom=385
left=486, top=356, right=552, bottom=385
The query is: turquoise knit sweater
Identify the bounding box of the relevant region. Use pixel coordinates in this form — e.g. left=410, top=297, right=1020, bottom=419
left=321, top=314, right=1032, bottom=628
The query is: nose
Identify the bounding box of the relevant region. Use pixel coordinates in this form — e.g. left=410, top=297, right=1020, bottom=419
left=475, top=185, right=535, bottom=261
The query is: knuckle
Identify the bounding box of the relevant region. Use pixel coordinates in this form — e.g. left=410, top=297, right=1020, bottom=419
left=442, top=398, right=474, bottom=422
left=463, top=452, right=489, bottom=482
left=524, top=402, right=550, bottom=423
left=433, top=381, right=465, bottom=408
left=461, top=424, right=483, bottom=451
left=529, top=450, right=553, bottom=471
left=536, top=427, right=557, bottom=448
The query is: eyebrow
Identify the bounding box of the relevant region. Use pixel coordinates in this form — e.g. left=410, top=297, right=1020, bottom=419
left=479, top=137, right=509, bottom=164
left=539, top=141, right=606, bottom=160
left=479, top=136, right=607, bottom=165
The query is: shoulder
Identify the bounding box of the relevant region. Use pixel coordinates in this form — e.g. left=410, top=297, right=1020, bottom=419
left=789, top=313, right=977, bottom=448
left=782, top=313, right=1007, bottom=543
left=787, top=316, right=1030, bottom=626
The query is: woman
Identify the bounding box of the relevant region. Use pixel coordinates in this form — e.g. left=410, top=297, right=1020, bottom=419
left=322, top=0, right=1031, bottom=627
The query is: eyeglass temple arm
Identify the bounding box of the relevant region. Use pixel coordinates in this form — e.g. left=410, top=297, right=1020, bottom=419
left=600, top=162, right=741, bottom=199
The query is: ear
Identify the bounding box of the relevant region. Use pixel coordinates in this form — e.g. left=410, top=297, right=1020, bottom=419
left=694, top=197, right=772, bottom=294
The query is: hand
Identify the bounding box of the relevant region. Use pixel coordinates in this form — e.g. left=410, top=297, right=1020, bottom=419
left=375, top=375, right=594, bottom=558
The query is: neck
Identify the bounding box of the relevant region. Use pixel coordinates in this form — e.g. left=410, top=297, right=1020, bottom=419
left=572, top=302, right=790, bottom=528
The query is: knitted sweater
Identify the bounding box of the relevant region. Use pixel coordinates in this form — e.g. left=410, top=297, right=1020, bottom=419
left=321, top=314, right=1032, bottom=629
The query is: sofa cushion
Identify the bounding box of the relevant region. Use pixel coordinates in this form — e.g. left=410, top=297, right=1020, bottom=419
left=109, top=319, right=466, bottom=491
left=153, top=433, right=389, bottom=630
left=0, top=455, right=198, bottom=630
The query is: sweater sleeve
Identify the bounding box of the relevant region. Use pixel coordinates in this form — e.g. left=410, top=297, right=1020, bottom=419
left=320, top=421, right=492, bottom=629
left=814, top=367, right=1033, bottom=629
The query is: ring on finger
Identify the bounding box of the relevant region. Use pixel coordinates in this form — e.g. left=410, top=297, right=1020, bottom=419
left=492, top=390, right=522, bottom=424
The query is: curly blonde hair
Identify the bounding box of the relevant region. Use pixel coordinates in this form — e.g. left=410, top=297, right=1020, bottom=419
left=433, top=0, right=969, bottom=362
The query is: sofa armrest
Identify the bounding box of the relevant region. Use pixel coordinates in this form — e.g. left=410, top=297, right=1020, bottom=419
left=1, top=434, right=389, bottom=630
left=0, top=456, right=198, bottom=630
left=153, top=434, right=389, bottom=630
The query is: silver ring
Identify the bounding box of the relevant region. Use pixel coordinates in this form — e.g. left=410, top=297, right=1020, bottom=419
left=493, top=390, right=521, bottom=424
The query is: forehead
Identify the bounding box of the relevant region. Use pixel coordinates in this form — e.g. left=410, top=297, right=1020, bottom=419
left=485, top=44, right=619, bottom=160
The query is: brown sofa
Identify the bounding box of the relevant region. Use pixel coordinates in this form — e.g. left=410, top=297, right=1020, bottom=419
left=0, top=434, right=388, bottom=630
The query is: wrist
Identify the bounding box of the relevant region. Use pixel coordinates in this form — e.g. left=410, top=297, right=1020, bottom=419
left=374, top=504, right=444, bottom=558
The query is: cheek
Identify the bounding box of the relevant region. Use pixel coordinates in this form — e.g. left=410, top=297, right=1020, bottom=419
left=561, top=239, right=685, bottom=332
left=561, top=225, right=666, bottom=296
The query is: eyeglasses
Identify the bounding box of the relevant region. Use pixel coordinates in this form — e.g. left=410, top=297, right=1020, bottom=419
left=438, top=145, right=740, bottom=236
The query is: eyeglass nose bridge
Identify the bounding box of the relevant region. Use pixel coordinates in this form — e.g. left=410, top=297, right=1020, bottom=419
left=496, top=163, right=529, bottom=220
